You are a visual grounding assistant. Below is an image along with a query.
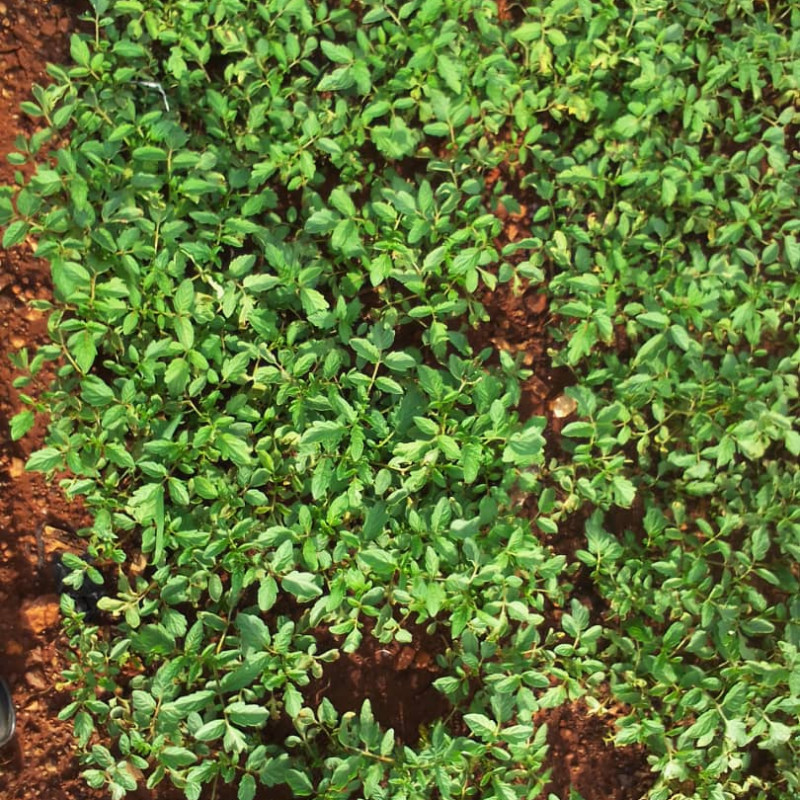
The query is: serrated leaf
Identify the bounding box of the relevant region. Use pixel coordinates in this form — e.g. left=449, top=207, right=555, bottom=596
left=561, top=421, right=594, bottom=438
left=164, top=690, right=217, bottom=718
left=637, top=311, right=669, bottom=329
left=132, top=624, right=175, bottom=657
left=358, top=548, right=397, bottom=578
left=194, top=719, right=226, bottom=742
left=614, top=114, right=640, bottom=138
left=330, top=218, right=363, bottom=256
left=70, top=34, right=91, bottom=67
left=299, top=287, right=329, bottom=316
left=10, top=410, right=34, bottom=441
left=512, top=22, right=541, bottom=42
left=351, top=338, right=381, bottom=363
left=317, top=66, right=354, bottom=92
left=226, top=702, right=269, bottom=727
left=661, top=178, right=678, bottom=206
left=81, top=376, right=115, bottom=407
left=26, top=446, right=63, bottom=472
left=300, top=420, right=346, bottom=449
left=371, top=118, right=419, bottom=159
left=611, top=475, right=636, bottom=508
left=160, top=747, right=198, bottom=769
left=384, top=351, right=416, bottom=372
left=217, top=432, right=252, bottom=466
left=281, top=571, right=322, bottom=602
left=165, top=358, right=190, bottom=396
left=436, top=53, right=462, bottom=94
left=133, top=146, right=168, bottom=162
left=502, top=424, right=545, bottom=466
left=238, top=774, right=256, bottom=800
left=2, top=220, right=30, bottom=248
left=463, top=713, right=496, bottom=740
left=329, top=186, right=356, bottom=217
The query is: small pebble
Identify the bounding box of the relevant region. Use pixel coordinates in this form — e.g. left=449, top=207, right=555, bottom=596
left=551, top=393, right=577, bottom=418
left=20, top=595, right=61, bottom=634
left=25, top=670, right=48, bottom=691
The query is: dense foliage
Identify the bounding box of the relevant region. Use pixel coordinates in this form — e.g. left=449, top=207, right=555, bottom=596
left=1, top=1, right=798, bottom=799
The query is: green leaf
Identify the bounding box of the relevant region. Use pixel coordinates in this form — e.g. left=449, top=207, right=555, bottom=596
left=561, top=421, right=594, bottom=438
left=81, top=376, right=115, bottom=407
left=258, top=576, right=278, bottom=612
left=194, top=719, right=226, bottom=742
left=237, top=613, right=270, bottom=651
left=331, top=218, right=363, bottom=256
left=661, top=178, right=678, bottom=207
left=611, top=475, right=636, bottom=508
left=305, top=208, right=339, bottom=234
left=637, top=311, right=669, bottom=330
left=132, top=146, right=168, bottom=162
left=632, top=333, right=666, bottom=366
left=127, top=483, right=165, bottom=560
left=281, top=571, right=323, bottom=602
left=300, top=421, right=346, bottom=450
left=217, top=432, right=252, bottom=466
left=26, top=447, right=63, bottom=472
left=163, top=690, right=217, bottom=719
left=238, top=774, right=257, bottom=800
left=357, top=549, right=397, bottom=578
left=669, top=324, right=691, bottom=351
left=436, top=53, right=462, bottom=94
left=70, top=330, right=97, bottom=373
left=750, top=527, right=770, bottom=561
left=502, top=424, right=545, bottom=466
left=351, top=338, right=381, bottom=363
left=613, top=114, right=640, bottom=138
left=2, top=220, right=29, bottom=248
left=684, top=709, right=719, bottom=741
left=10, top=410, right=34, bottom=441
left=299, top=287, right=329, bottom=316
left=74, top=710, right=94, bottom=748
left=785, top=235, right=800, bottom=270
left=321, top=40, right=353, bottom=64
left=70, top=34, right=91, bottom=67
left=329, top=186, right=356, bottom=217
left=132, top=624, right=175, bottom=657
left=317, top=66, right=355, bottom=92
left=160, top=747, right=198, bottom=769
left=243, top=274, right=280, bottom=292
left=165, top=358, right=190, bottom=396
left=461, top=442, right=481, bottom=484
left=384, top=352, right=416, bottom=372
left=512, top=23, right=541, bottom=42
left=371, top=118, right=419, bottom=159
left=463, top=713, right=496, bottom=740
left=226, top=702, right=269, bottom=727
left=52, top=260, right=91, bottom=301
left=285, top=770, right=313, bottom=797
left=174, top=279, right=195, bottom=313
left=220, top=653, right=271, bottom=694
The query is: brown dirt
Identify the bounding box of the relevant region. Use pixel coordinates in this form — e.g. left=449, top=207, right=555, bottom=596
left=537, top=701, right=654, bottom=800
left=308, top=620, right=455, bottom=745
left=0, top=3, right=653, bottom=800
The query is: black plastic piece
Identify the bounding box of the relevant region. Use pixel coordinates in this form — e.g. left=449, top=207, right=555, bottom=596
left=0, top=677, right=16, bottom=747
